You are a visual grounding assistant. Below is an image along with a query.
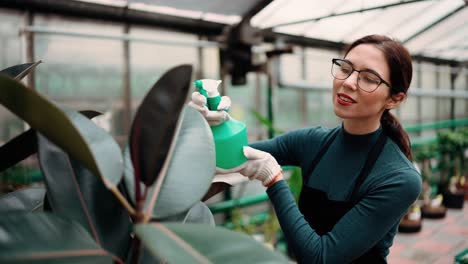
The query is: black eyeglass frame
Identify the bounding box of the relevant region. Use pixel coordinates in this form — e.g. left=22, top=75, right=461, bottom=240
left=331, top=58, right=392, bottom=93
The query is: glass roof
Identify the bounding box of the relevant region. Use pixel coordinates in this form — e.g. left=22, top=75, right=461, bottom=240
left=76, top=0, right=468, bottom=62
left=251, top=0, right=468, bottom=62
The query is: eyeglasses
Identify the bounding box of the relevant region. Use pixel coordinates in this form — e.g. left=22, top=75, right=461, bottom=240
left=331, top=58, right=391, bottom=93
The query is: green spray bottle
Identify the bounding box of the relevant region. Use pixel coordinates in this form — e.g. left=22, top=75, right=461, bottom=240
left=194, top=79, right=248, bottom=169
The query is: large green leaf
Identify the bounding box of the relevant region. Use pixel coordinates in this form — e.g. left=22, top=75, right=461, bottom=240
left=0, top=186, right=45, bottom=212
left=0, top=110, right=101, bottom=172
left=0, top=75, right=122, bottom=189
left=37, top=133, right=131, bottom=259
left=129, top=64, right=192, bottom=188
left=0, top=129, right=36, bottom=172
left=161, top=201, right=215, bottom=226
left=135, top=223, right=289, bottom=264
left=0, top=61, right=41, bottom=80
left=0, top=212, right=113, bottom=264
left=124, top=106, right=216, bottom=219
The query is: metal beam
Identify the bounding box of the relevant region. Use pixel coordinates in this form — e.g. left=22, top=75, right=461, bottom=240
left=411, top=54, right=459, bottom=66
left=264, top=32, right=461, bottom=66
left=22, top=26, right=221, bottom=48
left=0, top=0, right=226, bottom=36
left=241, top=0, right=273, bottom=21
left=278, top=80, right=468, bottom=99
left=264, top=31, right=345, bottom=51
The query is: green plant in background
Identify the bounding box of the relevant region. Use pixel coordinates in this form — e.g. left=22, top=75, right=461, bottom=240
left=250, top=109, right=303, bottom=199
left=435, top=128, right=467, bottom=209
left=0, top=63, right=289, bottom=263
left=260, top=209, right=281, bottom=247
left=436, top=129, right=466, bottom=191
left=251, top=109, right=285, bottom=136
left=249, top=109, right=303, bottom=250
left=413, top=143, right=438, bottom=199
left=230, top=208, right=257, bottom=235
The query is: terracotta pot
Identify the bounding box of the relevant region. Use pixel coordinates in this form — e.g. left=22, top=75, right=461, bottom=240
left=398, top=204, right=423, bottom=233
left=443, top=190, right=465, bottom=209
left=463, top=184, right=468, bottom=200
left=421, top=205, right=447, bottom=219
left=398, top=218, right=422, bottom=233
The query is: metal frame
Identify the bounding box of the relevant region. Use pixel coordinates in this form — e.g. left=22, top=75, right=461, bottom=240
left=22, top=26, right=221, bottom=48
left=0, top=0, right=225, bottom=36
left=278, top=80, right=468, bottom=99
left=2, top=0, right=464, bottom=66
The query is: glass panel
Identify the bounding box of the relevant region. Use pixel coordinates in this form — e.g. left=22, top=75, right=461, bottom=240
left=279, top=53, right=302, bottom=83
left=418, top=63, right=438, bottom=138
left=304, top=48, right=340, bottom=127
left=129, top=26, right=198, bottom=100
left=438, top=65, right=452, bottom=121
left=34, top=15, right=124, bottom=139
left=201, top=46, right=220, bottom=79
left=0, top=9, right=24, bottom=143
left=454, top=68, right=467, bottom=119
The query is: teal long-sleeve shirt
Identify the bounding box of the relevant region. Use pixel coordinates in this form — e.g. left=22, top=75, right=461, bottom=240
left=250, top=126, right=422, bottom=264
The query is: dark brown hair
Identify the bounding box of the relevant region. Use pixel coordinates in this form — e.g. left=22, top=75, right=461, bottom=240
left=344, top=35, right=413, bottom=161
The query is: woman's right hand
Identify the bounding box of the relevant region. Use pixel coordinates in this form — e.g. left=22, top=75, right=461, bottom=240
left=188, top=91, right=232, bottom=126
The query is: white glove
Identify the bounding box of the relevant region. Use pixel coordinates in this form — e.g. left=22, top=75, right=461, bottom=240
left=217, top=146, right=282, bottom=187
left=188, top=91, right=231, bottom=126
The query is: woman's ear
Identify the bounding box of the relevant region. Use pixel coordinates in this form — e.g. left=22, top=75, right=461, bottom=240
left=386, top=92, right=406, bottom=110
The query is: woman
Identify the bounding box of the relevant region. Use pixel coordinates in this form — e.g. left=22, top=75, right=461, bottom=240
left=190, top=35, right=422, bottom=263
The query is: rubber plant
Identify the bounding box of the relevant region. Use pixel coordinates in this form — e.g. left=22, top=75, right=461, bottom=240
left=0, top=63, right=289, bottom=263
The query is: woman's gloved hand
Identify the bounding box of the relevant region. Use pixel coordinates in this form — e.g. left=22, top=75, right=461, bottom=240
left=188, top=91, right=231, bottom=126
left=217, top=146, right=283, bottom=187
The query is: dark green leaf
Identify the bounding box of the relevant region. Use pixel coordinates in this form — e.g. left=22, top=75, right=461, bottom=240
left=129, top=64, right=192, bottom=187
left=0, top=212, right=113, bottom=264
left=0, top=110, right=101, bottom=173
left=202, top=182, right=231, bottom=202
left=124, top=107, right=215, bottom=219
left=161, top=201, right=215, bottom=226
left=0, top=75, right=122, bottom=188
left=37, top=133, right=131, bottom=259
left=0, top=61, right=41, bottom=80
left=135, top=223, right=289, bottom=264
left=0, top=186, right=45, bottom=212
left=0, top=129, right=36, bottom=172
left=250, top=109, right=285, bottom=135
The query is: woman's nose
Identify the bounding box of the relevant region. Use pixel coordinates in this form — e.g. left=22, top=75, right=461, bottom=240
left=343, top=71, right=359, bottom=90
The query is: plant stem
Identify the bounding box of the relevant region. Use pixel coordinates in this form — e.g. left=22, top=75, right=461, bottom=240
left=111, top=186, right=136, bottom=216
left=129, top=236, right=143, bottom=264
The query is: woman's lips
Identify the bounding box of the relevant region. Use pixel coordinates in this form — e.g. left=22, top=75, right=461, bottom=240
left=336, top=93, right=356, bottom=106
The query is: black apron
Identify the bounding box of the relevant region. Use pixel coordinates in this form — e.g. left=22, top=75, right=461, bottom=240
left=297, top=128, right=387, bottom=264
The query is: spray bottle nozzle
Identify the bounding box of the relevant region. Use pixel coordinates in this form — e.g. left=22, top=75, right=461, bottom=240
left=194, top=79, right=222, bottom=110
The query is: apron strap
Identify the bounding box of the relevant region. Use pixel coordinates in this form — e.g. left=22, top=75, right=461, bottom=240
left=302, top=128, right=340, bottom=183
left=349, top=131, right=387, bottom=203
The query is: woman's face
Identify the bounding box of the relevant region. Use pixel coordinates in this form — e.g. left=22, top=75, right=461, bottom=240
left=332, top=44, right=394, bottom=133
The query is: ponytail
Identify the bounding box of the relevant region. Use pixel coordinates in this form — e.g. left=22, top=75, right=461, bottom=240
left=381, top=110, right=412, bottom=161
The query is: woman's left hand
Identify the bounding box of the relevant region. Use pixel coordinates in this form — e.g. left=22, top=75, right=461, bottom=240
left=217, top=146, right=283, bottom=187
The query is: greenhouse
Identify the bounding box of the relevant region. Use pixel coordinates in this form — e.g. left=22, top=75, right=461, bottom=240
left=0, top=0, right=467, bottom=263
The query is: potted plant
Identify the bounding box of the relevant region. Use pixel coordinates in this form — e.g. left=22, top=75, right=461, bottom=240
left=437, top=130, right=466, bottom=209
left=398, top=202, right=422, bottom=233
left=413, top=144, right=447, bottom=219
